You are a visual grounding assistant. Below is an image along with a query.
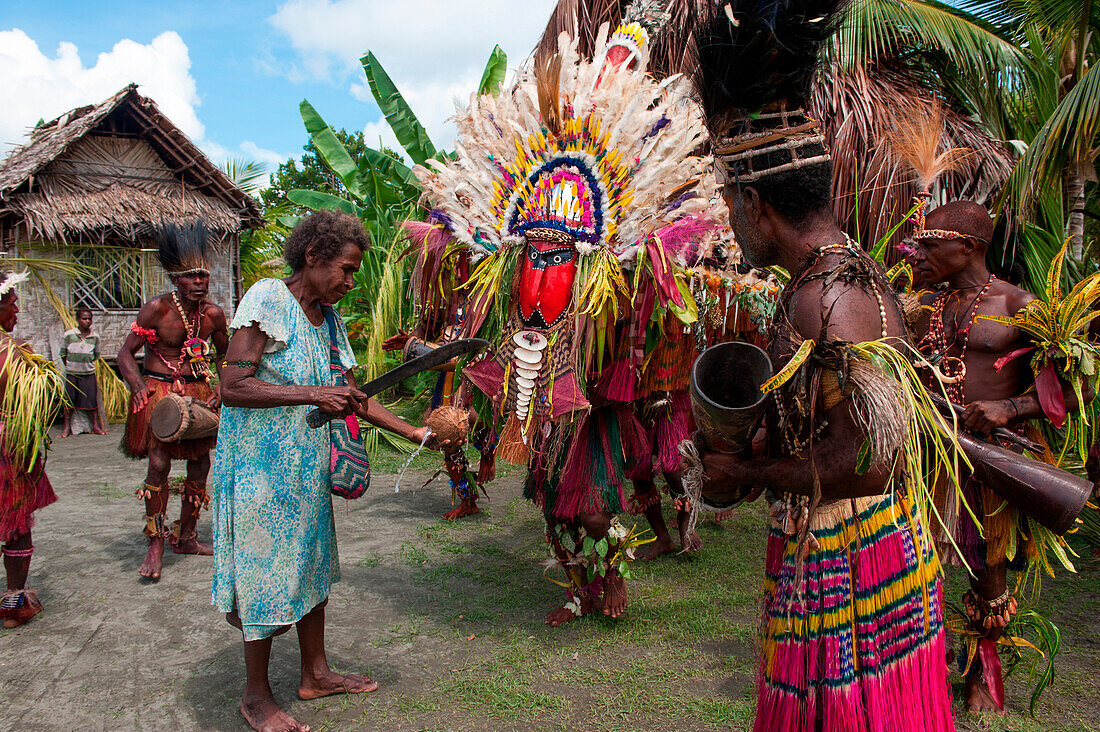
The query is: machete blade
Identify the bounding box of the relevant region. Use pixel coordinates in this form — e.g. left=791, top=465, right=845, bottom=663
left=306, top=338, right=489, bottom=429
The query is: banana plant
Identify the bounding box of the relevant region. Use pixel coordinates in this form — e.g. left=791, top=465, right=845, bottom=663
left=287, top=45, right=508, bottom=376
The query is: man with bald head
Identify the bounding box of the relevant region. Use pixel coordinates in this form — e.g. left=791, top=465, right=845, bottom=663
left=906, top=200, right=1086, bottom=713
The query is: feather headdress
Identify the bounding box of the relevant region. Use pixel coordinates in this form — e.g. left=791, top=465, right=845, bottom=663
left=885, top=101, right=976, bottom=231
left=416, top=26, right=714, bottom=260
left=0, top=272, right=29, bottom=299
left=690, top=0, right=848, bottom=182
left=155, top=221, right=210, bottom=277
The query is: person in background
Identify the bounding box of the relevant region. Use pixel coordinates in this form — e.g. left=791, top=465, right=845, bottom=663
left=60, top=306, right=106, bottom=437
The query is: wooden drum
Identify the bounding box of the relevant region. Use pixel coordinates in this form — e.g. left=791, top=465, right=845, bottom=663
left=150, top=393, right=220, bottom=442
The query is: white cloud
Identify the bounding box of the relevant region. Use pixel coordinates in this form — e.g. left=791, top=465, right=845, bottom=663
left=268, top=0, right=557, bottom=150
left=0, top=28, right=292, bottom=191
left=0, top=29, right=203, bottom=151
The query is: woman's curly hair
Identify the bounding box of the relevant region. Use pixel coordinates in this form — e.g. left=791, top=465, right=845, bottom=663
left=283, top=210, right=371, bottom=272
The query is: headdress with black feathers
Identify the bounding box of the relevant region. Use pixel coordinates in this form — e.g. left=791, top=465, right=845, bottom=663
left=155, top=222, right=210, bottom=277
left=691, top=0, right=849, bottom=182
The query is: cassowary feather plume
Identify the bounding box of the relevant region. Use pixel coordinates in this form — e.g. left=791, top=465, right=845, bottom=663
left=155, top=221, right=211, bottom=276
left=691, top=0, right=849, bottom=133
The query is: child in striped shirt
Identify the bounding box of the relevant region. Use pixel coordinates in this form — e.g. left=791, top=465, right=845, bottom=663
left=60, top=307, right=106, bottom=437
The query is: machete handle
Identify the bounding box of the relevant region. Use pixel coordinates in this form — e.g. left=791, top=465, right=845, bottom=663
left=307, top=408, right=334, bottom=429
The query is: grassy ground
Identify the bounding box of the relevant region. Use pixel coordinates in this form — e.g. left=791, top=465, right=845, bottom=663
left=306, top=446, right=1100, bottom=732
left=6, top=432, right=1096, bottom=731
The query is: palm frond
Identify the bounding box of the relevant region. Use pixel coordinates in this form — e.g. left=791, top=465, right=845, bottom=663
left=0, top=340, right=67, bottom=467
left=831, top=0, right=1024, bottom=74
left=998, top=61, right=1100, bottom=222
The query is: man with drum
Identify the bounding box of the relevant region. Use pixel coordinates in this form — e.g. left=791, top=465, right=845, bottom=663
left=118, top=222, right=228, bottom=581
left=905, top=201, right=1092, bottom=713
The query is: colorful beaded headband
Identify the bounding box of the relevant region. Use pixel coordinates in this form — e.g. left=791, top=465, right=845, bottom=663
left=911, top=228, right=989, bottom=246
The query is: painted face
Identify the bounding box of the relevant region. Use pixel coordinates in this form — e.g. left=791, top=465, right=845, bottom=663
left=0, top=292, right=18, bottom=332
left=518, top=237, right=577, bottom=328
left=905, top=235, right=969, bottom=288
left=173, top=271, right=210, bottom=305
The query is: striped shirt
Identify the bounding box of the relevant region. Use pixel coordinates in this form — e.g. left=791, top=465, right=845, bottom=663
left=61, top=329, right=99, bottom=374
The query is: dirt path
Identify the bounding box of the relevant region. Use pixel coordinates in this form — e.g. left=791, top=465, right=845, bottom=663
left=0, top=431, right=511, bottom=731
left=1, top=432, right=1098, bottom=731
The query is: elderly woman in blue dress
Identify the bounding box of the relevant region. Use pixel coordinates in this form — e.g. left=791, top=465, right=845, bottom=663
left=212, top=210, right=430, bottom=732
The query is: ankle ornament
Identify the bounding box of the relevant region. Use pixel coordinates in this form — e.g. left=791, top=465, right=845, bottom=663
left=1, top=545, right=33, bottom=558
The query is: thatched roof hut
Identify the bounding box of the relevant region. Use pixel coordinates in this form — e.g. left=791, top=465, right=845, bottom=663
left=0, top=84, right=262, bottom=360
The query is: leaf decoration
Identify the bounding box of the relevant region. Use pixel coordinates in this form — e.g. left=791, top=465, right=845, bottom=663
left=477, top=45, right=508, bottom=97
left=761, top=339, right=815, bottom=394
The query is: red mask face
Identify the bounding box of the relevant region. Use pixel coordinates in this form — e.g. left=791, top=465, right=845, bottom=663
left=519, top=238, right=577, bottom=328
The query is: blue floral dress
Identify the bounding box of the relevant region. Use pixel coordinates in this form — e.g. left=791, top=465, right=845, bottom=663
left=211, top=278, right=355, bottom=640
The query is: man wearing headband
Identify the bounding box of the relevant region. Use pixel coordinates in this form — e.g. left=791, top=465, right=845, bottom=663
left=688, top=2, right=956, bottom=729
left=907, top=200, right=1090, bottom=713
left=117, top=222, right=228, bottom=581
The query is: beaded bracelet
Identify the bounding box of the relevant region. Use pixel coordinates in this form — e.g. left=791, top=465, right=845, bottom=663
left=221, top=360, right=259, bottom=370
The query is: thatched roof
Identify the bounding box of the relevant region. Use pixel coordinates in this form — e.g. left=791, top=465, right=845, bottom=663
left=0, top=84, right=262, bottom=241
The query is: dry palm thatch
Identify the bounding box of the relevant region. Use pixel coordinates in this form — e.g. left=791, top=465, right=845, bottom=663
left=0, top=84, right=261, bottom=242
left=810, top=65, right=1013, bottom=262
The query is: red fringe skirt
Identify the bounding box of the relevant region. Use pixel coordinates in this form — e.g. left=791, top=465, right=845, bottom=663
left=0, top=448, right=56, bottom=543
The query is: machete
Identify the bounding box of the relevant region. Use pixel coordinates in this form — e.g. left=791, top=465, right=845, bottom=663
left=306, top=338, right=489, bottom=429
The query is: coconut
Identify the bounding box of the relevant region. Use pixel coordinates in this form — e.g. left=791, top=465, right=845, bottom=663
left=425, top=406, right=470, bottom=447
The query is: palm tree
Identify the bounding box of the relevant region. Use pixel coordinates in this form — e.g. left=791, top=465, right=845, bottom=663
left=958, top=0, right=1100, bottom=263
left=220, top=157, right=289, bottom=289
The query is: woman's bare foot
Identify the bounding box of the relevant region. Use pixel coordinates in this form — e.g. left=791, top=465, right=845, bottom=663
left=298, top=669, right=378, bottom=700
left=635, top=534, right=674, bottom=560
left=60, top=427, right=71, bottom=438
left=241, top=696, right=310, bottom=732
left=171, top=537, right=214, bottom=555
left=601, top=572, right=627, bottom=618
left=442, top=498, right=479, bottom=520
left=92, top=427, right=108, bottom=435
left=139, top=539, right=164, bottom=580
left=965, top=670, right=1003, bottom=714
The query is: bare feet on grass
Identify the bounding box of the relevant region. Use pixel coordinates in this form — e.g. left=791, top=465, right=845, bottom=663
left=601, top=571, right=627, bottom=618
left=545, top=589, right=598, bottom=627
left=139, top=539, right=163, bottom=580
left=677, top=517, right=702, bottom=554
left=298, top=669, right=378, bottom=700
left=241, top=696, right=310, bottom=732
left=634, top=534, right=675, bottom=560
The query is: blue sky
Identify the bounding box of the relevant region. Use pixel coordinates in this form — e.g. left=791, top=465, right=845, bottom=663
left=0, top=0, right=556, bottom=175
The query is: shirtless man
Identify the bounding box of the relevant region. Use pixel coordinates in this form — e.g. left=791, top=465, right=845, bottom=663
left=118, top=223, right=228, bottom=581
left=907, top=200, right=1089, bottom=713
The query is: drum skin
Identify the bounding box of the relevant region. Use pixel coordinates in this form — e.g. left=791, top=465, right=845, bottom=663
left=150, top=393, right=220, bottom=442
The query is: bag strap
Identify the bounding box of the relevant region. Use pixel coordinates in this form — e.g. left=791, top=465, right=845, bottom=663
left=319, top=305, right=345, bottom=384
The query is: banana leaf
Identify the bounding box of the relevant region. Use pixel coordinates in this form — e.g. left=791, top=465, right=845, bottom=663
left=478, top=45, right=508, bottom=97
left=361, top=51, right=438, bottom=166
left=299, top=100, right=365, bottom=200
left=287, top=189, right=360, bottom=216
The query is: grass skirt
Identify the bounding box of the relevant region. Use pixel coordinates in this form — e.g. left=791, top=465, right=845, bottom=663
left=120, top=377, right=215, bottom=460
left=0, top=446, right=56, bottom=543
left=755, top=492, right=955, bottom=732
left=524, top=405, right=644, bottom=521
